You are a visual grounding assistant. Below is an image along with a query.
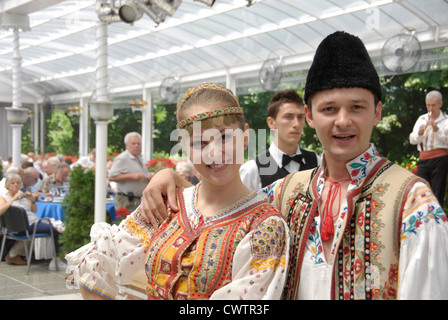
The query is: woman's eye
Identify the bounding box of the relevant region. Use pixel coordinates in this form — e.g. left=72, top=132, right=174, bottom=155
left=222, top=133, right=232, bottom=140
left=192, top=140, right=204, bottom=148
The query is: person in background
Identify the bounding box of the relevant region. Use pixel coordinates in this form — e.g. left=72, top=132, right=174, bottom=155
left=39, top=162, right=71, bottom=194
left=41, top=156, right=60, bottom=180
left=175, top=161, right=194, bottom=183
left=0, top=166, right=24, bottom=195
left=0, top=174, right=64, bottom=270
left=71, top=149, right=96, bottom=170
left=21, top=166, right=41, bottom=194
left=108, top=132, right=151, bottom=213
left=240, top=89, right=319, bottom=191
left=409, top=90, right=448, bottom=206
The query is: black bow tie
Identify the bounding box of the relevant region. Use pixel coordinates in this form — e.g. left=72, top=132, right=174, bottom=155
left=282, top=154, right=303, bottom=167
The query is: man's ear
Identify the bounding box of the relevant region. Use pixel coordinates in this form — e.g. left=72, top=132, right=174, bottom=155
left=373, top=101, right=382, bottom=126
left=266, top=116, right=276, bottom=130
left=305, top=105, right=315, bottom=129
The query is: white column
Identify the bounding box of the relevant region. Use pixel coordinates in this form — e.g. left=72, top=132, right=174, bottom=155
left=33, top=103, right=39, bottom=154
left=142, top=89, right=153, bottom=162
left=2, top=13, right=29, bottom=165
left=11, top=125, right=22, bottom=167
left=94, top=120, right=108, bottom=223
left=39, top=104, right=45, bottom=154
left=79, top=97, right=89, bottom=158
left=9, top=28, right=26, bottom=167
left=226, top=71, right=236, bottom=95
left=91, top=19, right=114, bottom=223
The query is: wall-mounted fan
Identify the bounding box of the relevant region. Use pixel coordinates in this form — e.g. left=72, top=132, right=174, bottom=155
left=381, top=32, right=421, bottom=73
left=259, top=57, right=282, bottom=91
left=159, top=76, right=181, bottom=103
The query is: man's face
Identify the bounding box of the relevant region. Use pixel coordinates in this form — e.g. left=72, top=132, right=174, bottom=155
left=426, top=96, right=443, bottom=117
left=23, top=173, right=38, bottom=188
left=126, top=136, right=142, bottom=157
left=42, top=162, right=58, bottom=175
left=267, top=102, right=305, bottom=150
left=305, top=87, right=381, bottom=164
left=55, top=168, right=70, bottom=184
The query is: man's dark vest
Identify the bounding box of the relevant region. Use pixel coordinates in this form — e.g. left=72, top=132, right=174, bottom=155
left=255, top=148, right=318, bottom=187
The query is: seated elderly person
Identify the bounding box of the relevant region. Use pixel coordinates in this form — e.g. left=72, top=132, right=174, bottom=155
left=40, top=162, right=71, bottom=194
left=41, top=156, right=60, bottom=179
left=0, top=174, right=64, bottom=269
left=71, top=149, right=96, bottom=170
left=175, top=161, right=193, bottom=181
left=22, top=167, right=41, bottom=193
left=0, top=166, right=24, bottom=195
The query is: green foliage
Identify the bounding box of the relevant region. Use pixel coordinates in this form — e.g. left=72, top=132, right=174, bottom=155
left=152, top=103, right=178, bottom=155
left=59, top=166, right=96, bottom=257
left=45, top=110, right=77, bottom=155
left=107, top=108, right=143, bottom=155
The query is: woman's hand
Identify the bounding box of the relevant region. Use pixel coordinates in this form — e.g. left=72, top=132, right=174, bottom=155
left=25, top=191, right=38, bottom=203
left=13, top=191, right=24, bottom=201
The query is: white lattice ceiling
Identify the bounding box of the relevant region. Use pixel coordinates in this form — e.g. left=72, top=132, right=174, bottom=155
left=0, top=0, right=447, bottom=105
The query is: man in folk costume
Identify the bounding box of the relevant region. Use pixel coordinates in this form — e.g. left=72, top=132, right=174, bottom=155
left=265, top=31, right=448, bottom=300
left=140, top=31, right=448, bottom=300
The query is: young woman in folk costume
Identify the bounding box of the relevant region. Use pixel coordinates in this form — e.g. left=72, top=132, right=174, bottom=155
left=66, top=83, right=290, bottom=300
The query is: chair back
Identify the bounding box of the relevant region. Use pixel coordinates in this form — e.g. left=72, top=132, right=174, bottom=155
left=2, top=206, right=29, bottom=234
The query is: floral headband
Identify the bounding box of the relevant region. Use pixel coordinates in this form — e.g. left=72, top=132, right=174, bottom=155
left=176, top=83, right=243, bottom=132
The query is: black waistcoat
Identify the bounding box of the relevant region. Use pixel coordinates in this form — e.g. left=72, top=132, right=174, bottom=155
left=255, top=148, right=318, bottom=187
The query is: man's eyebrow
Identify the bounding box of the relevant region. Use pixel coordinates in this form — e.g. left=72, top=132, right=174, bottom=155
left=318, top=98, right=370, bottom=106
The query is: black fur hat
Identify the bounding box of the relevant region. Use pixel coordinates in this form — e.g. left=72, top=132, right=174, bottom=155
left=304, top=31, right=382, bottom=105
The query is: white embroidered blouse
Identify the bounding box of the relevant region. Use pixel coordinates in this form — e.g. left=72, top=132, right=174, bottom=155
left=65, top=186, right=290, bottom=300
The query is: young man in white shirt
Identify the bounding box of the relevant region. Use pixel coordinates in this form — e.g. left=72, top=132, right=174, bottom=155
left=240, top=89, right=319, bottom=190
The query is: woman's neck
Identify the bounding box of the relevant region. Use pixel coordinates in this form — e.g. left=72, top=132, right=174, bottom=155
left=196, top=179, right=251, bottom=217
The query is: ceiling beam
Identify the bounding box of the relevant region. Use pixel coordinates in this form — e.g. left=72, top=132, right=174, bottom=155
left=0, top=0, right=64, bottom=15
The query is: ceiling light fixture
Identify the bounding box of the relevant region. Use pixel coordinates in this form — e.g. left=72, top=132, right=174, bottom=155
left=152, top=0, right=182, bottom=16
left=194, top=0, right=215, bottom=6
left=128, top=98, right=147, bottom=112
left=67, top=105, right=83, bottom=116
left=139, top=1, right=167, bottom=25
left=119, top=0, right=144, bottom=23
left=97, top=3, right=121, bottom=23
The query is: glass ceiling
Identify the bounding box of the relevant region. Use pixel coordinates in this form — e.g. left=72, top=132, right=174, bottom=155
left=0, top=0, right=447, bottom=106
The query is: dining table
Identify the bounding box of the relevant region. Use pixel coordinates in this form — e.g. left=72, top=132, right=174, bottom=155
left=35, top=200, right=117, bottom=221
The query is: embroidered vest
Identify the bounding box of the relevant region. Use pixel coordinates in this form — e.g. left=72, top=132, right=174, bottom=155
left=255, top=148, right=318, bottom=187
left=145, top=189, right=281, bottom=300
left=279, top=159, right=425, bottom=300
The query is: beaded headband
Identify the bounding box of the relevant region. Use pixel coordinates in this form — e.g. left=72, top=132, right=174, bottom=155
left=176, top=82, right=239, bottom=111
left=176, top=83, right=243, bottom=132
left=177, top=106, right=244, bottom=131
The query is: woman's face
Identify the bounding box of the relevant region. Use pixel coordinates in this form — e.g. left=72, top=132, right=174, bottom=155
left=181, top=104, right=248, bottom=187
left=7, top=179, right=21, bottom=194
